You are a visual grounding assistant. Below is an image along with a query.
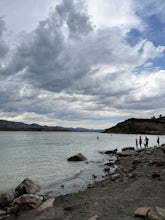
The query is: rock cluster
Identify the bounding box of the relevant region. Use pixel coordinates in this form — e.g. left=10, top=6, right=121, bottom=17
left=0, top=178, right=54, bottom=219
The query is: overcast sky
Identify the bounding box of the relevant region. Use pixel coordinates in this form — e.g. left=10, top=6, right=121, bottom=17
left=0, top=0, right=165, bottom=129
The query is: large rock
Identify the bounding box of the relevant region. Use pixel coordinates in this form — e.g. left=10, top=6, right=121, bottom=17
left=134, top=207, right=151, bottom=217
left=0, top=193, right=14, bottom=208
left=14, top=178, right=40, bottom=197
left=67, top=153, right=87, bottom=161
left=13, top=194, right=43, bottom=209
left=147, top=206, right=165, bottom=220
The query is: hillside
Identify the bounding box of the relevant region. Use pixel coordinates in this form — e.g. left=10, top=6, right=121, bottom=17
left=103, top=117, right=165, bottom=135
left=0, top=120, right=99, bottom=132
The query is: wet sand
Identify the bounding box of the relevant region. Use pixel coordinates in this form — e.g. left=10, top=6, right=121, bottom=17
left=7, top=146, right=165, bottom=220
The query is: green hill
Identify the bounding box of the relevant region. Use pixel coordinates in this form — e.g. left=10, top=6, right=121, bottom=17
left=103, top=117, right=165, bottom=135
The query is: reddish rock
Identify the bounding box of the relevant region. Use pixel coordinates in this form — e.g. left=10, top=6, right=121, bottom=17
left=14, top=178, right=40, bottom=197
left=147, top=206, right=165, bottom=220
left=0, top=193, right=14, bottom=208
left=134, top=207, right=152, bottom=217
left=67, top=153, right=87, bottom=161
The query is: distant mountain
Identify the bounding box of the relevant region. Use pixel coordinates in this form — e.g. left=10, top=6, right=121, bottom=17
left=0, top=120, right=101, bottom=132
left=103, top=117, right=165, bottom=135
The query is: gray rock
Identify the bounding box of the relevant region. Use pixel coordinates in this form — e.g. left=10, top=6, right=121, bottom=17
left=67, top=153, right=87, bottom=161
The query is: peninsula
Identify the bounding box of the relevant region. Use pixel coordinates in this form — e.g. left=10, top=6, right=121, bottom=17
left=103, top=116, right=165, bottom=135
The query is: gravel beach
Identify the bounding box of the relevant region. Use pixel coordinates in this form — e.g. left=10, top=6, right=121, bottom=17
left=6, top=146, right=165, bottom=220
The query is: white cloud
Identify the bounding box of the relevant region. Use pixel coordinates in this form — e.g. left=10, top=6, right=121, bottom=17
left=87, top=0, right=142, bottom=34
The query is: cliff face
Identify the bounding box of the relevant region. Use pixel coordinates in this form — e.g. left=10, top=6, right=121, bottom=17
left=103, top=117, right=165, bottom=135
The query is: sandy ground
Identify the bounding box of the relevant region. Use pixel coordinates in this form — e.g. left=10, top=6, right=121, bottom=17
left=7, top=146, right=165, bottom=220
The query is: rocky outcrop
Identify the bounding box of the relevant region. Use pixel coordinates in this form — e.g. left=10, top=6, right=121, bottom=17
left=0, top=178, right=55, bottom=218
left=13, top=194, right=43, bottom=209
left=14, top=178, right=40, bottom=197
left=103, top=117, right=165, bottom=135
left=67, top=153, right=87, bottom=161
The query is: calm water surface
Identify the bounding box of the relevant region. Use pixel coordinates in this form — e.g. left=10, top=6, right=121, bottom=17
left=0, top=132, right=165, bottom=195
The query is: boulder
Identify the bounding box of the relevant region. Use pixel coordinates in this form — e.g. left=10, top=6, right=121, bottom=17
left=134, top=207, right=151, bottom=217
left=0, top=193, right=14, bottom=208
left=67, top=153, right=87, bottom=161
left=14, top=178, right=40, bottom=197
left=13, top=194, right=43, bottom=209
left=37, top=198, right=55, bottom=212
left=147, top=206, right=165, bottom=220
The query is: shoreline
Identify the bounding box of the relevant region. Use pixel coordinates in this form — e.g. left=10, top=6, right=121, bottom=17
left=6, top=144, right=165, bottom=220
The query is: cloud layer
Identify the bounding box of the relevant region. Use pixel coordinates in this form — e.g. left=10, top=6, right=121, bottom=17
left=0, top=0, right=165, bottom=128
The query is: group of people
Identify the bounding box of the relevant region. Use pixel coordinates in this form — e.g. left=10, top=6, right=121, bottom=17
left=136, top=136, right=160, bottom=150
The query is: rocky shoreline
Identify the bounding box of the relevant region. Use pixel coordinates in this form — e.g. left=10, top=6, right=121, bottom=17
left=2, top=145, right=165, bottom=220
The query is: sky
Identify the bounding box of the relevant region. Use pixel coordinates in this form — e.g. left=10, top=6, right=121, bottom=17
left=0, top=0, right=165, bottom=129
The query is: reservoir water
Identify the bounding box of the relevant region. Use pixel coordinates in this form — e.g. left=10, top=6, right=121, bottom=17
left=0, top=131, right=165, bottom=196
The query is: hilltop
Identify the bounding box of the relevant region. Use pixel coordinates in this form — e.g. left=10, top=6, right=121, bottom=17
left=0, top=119, right=100, bottom=132
left=103, top=117, right=165, bottom=135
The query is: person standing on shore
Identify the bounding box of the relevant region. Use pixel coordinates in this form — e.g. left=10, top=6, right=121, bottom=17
left=136, top=138, right=138, bottom=150
left=157, top=136, right=160, bottom=147
left=144, top=136, right=149, bottom=148
left=139, top=136, right=142, bottom=148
